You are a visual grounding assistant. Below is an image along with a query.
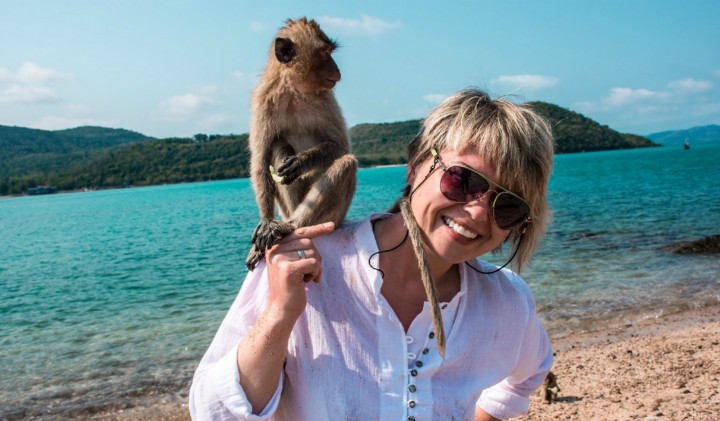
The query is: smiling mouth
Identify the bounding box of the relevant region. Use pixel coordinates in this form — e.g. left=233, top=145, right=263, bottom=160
left=443, top=216, right=478, bottom=240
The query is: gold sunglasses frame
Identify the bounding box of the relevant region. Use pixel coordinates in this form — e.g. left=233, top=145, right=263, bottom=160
left=429, top=148, right=532, bottom=230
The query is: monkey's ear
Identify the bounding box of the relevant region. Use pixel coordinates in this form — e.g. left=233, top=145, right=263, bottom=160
left=274, top=37, right=296, bottom=64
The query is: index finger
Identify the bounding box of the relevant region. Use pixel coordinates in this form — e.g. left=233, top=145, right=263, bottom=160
left=281, top=221, right=335, bottom=242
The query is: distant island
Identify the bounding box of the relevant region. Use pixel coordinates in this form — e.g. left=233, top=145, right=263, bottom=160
left=2, top=101, right=712, bottom=197
left=646, top=124, right=720, bottom=147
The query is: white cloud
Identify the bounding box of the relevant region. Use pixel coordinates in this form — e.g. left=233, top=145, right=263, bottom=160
left=0, top=62, right=68, bottom=84
left=604, top=87, right=669, bottom=107
left=197, top=113, right=234, bottom=130
left=158, top=93, right=215, bottom=119
left=232, top=70, right=258, bottom=86
left=0, top=62, right=70, bottom=105
left=18, top=62, right=66, bottom=84
left=250, top=21, right=273, bottom=32
left=574, top=76, right=720, bottom=133
left=423, top=94, right=447, bottom=106
left=318, top=15, right=401, bottom=36
left=490, top=74, right=559, bottom=92
left=667, top=78, right=712, bottom=93
left=0, top=85, right=59, bottom=104
left=574, top=87, right=669, bottom=114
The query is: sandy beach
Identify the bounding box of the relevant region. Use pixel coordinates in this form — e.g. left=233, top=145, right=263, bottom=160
left=84, top=304, right=720, bottom=421
left=517, top=304, right=720, bottom=420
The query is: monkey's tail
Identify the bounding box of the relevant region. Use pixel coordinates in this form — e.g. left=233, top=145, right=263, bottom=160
left=399, top=199, right=446, bottom=358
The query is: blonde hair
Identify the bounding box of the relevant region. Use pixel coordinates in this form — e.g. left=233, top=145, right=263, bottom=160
left=403, top=88, right=554, bottom=272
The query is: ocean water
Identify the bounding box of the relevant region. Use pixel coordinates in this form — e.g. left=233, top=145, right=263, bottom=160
left=1, top=144, right=719, bottom=418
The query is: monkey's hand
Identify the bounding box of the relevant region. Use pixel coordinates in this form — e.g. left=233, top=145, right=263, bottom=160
left=251, top=218, right=297, bottom=252
left=276, top=155, right=303, bottom=184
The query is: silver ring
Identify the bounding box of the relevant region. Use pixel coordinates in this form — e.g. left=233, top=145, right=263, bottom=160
left=296, top=249, right=306, bottom=260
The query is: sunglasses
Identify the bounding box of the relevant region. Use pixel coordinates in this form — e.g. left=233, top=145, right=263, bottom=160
left=430, top=149, right=531, bottom=230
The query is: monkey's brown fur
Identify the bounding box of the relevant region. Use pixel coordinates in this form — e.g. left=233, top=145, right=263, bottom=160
left=541, top=371, right=560, bottom=403
left=399, top=199, right=447, bottom=357
left=246, top=17, right=357, bottom=270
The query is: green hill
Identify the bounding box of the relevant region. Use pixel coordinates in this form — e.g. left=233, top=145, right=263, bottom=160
left=0, top=125, right=150, bottom=162
left=350, top=120, right=422, bottom=165
left=0, top=135, right=249, bottom=195
left=0, top=125, right=152, bottom=185
left=525, top=102, right=658, bottom=153
left=0, top=101, right=663, bottom=195
left=349, top=101, right=659, bottom=164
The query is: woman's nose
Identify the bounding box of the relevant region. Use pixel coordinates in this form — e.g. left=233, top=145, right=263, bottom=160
left=462, top=192, right=494, bottom=222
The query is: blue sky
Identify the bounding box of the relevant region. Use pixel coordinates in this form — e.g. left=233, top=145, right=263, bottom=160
left=1, top=0, right=718, bottom=138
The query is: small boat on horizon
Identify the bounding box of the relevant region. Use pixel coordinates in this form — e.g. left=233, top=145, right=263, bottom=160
left=683, top=138, right=690, bottom=150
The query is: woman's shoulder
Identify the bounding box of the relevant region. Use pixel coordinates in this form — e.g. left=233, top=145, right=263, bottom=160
left=463, top=260, right=535, bottom=305
left=315, top=214, right=387, bottom=250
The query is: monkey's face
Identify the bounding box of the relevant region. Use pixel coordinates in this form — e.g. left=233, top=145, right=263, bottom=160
left=273, top=21, right=341, bottom=95
left=296, top=45, right=341, bottom=94
left=408, top=149, right=511, bottom=265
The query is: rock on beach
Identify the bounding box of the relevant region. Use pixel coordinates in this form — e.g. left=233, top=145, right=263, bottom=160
left=671, top=234, right=720, bottom=254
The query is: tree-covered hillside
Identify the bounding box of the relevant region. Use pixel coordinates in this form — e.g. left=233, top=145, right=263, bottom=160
left=0, top=125, right=153, bottom=187
left=350, top=120, right=421, bottom=165
left=0, top=135, right=249, bottom=195
left=348, top=101, right=658, bottom=164
left=0, top=125, right=150, bottom=162
left=0, top=101, right=662, bottom=196
left=526, top=102, right=658, bottom=153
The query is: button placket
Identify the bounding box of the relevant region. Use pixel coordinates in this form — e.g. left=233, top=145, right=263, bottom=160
left=406, top=329, right=438, bottom=419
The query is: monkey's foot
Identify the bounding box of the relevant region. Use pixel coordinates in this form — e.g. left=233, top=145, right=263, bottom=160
left=245, top=244, right=264, bottom=271
left=250, top=219, right=296, bottom=253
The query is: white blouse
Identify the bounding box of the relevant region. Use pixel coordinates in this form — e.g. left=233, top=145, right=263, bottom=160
left=189, top=215, right=553, bottom=420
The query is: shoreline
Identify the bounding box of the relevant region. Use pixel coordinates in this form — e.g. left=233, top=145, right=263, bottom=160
left=80, top=304, right=720, bottom=421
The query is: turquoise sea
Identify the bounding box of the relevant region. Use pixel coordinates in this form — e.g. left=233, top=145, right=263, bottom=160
left=1, top=144, right=719, bottom=418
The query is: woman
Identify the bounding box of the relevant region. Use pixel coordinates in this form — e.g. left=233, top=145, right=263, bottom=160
left=190, top=88, right=555, bottom=420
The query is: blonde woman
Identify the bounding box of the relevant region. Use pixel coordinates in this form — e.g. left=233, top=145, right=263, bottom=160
left=191, top=88, right=555, bottom=421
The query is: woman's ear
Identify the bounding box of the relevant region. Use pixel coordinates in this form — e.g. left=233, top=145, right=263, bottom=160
left=406, top=164, right=417, bottom=187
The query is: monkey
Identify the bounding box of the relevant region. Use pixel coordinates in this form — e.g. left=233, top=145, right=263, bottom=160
left=541, top=371, right=560, bottom=403
left=245, top=17, right=358, bottom=270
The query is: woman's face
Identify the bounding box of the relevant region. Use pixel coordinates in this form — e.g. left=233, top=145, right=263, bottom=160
left=408, top=149, right=511, bottom=266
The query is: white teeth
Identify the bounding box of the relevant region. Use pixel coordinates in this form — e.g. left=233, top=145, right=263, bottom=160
left=443, top=217, right=478, bottom=240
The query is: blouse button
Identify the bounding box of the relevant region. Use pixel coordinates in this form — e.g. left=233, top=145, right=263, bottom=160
left=408, top=385, right=417, bottom=393
left=415, top=361, right=423, bottom=368
left=408, top=417, right=416, bottom=421
left=442, top=303, right=448, bottom=309
left=429, top=332, right=435, bottom=339
left=408, top=400, right=416, bottom=408
left=410, top=369, right=418, bottom=377
left=422, top=348, right=429, bottom=355
left=407, top=352, right=416, bottom=360
left=405, top=336, right=414, bottom=344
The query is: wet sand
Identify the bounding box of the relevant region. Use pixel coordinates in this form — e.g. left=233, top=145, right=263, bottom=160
left=90, top=305, right=720, bottom=421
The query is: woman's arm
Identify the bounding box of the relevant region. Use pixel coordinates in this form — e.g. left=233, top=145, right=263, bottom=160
left=236, top=222, right=334, bottom=413
left=475, top=408, right=501, bottom=421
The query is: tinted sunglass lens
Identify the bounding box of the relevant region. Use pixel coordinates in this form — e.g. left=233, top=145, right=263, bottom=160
left=493, top=192, right=530, bottom=229
left=441, top=167, right=490, bottom=202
